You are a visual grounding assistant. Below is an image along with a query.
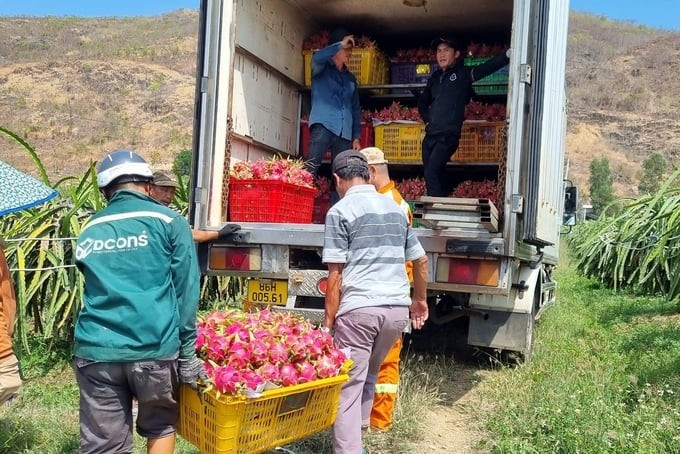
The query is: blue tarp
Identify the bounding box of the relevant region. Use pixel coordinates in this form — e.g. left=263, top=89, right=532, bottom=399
left=0, top=159, right=57, bottom=217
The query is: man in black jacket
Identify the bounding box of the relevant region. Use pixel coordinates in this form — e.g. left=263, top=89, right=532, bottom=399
left=418, top=36, right=510, bottom=196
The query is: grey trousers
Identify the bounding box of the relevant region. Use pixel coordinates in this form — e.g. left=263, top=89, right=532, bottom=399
left=332, top=305, right=410, bottom=454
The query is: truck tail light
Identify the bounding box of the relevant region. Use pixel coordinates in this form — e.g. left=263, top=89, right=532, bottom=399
left=209, top=246, right=262, bottom=271
left=316, top=277, right=328, bottom=295
left=435, top=257, right=499, bottom=286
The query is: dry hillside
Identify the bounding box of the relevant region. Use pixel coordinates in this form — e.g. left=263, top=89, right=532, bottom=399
left=0, top=11, right=198, bottom=177
left=0, top=10, right=679, bottom=200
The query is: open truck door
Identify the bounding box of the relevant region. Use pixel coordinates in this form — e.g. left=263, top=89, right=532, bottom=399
left=522, top=0, right=570, bottom=247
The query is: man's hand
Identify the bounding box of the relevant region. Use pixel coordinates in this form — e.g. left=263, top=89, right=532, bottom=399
left=178, top=355, right=208, bottom=389
left=341, top=35, right=355, bottom=49
left=325, top=263, right=343, bottom=332
left=409, top=297, right=428, bottom=330
left=218, top=223, right=241, bottom=238
left=352, top=139, right=361, bottom=151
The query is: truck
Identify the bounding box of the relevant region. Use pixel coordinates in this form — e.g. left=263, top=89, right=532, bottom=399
left=188, top=0, right=571, bottom=358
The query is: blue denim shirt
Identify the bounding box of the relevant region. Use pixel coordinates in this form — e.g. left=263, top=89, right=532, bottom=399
left=309, top=42, right=361, bottom=142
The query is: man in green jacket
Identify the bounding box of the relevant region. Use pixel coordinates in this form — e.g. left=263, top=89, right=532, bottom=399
left=73, top=150, right=202, bottom=454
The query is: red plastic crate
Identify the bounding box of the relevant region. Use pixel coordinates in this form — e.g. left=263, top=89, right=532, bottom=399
left=312, top=196, right=331, bottom=224
left=228, top=179, right=316, bottom=223
left=360, top=122, right=374, bottom=148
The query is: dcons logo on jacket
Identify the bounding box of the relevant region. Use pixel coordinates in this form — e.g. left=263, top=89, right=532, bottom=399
left=76, top=233, right=149, bottom=260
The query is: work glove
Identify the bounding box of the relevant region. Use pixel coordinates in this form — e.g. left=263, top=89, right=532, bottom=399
left=218, top=223, right=241, bottom=239
left=178, top=355, right=208, bottom=390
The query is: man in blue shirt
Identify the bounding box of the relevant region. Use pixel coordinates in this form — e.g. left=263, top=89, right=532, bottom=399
left=306, top=29, right=362, bottom=185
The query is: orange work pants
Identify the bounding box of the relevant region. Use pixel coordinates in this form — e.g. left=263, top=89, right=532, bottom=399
left=370, top=336, right=402, bottom=429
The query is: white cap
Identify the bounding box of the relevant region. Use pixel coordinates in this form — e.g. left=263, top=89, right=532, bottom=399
left=359, top=147, right=388, bottom=165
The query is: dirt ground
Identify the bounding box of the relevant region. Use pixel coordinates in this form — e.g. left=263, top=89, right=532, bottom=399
left=420, top=364, right=495, bottom=453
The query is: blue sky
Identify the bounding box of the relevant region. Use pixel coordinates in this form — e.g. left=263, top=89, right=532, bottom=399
left=0, top=1, right=678, bottom=31
left=0, top=0, right=199, bottom=18
left=570, top=0, right=679, bottom=31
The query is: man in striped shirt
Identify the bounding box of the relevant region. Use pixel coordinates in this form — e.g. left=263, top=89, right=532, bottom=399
left=323, top=149, right=428, bottom=454
left=360, top=146, right=412, bottom=432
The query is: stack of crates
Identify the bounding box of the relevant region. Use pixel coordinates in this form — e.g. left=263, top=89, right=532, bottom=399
left=465, top=57, right=509, bottom=95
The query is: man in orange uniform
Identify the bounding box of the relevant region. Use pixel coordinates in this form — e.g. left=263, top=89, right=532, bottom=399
left=360, top=147, right=414, bottom=430
left=0, top=240, right=21, bottom=405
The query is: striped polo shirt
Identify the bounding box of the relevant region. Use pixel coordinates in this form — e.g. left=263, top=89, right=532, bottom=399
left=322, top=184, right=426, bottom=316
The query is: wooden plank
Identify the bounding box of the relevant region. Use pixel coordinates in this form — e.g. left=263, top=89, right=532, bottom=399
left=417, top=197, right=499, bottom=218
left=416, top=211, right=495, bottom=224
left=480, top=219, right=499, bottom=233
left=414, top=196, right=500, bottom=233
left=415, top=203, right=481, bottom=213
left=422, top=220, right=490, bottom=231
left=415, top=210, right=481, bottom=221
left=416, top=214, right=498, bottom=233
left=415, top=209, right=498, bottom=224
left=419, top=196, right=488, bottom=206
left=479, top=203, right=499, bottom=219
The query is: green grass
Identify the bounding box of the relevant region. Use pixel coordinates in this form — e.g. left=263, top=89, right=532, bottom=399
left=483, top=246, right=680, bottom=453
left=0, top=334, right=445, bottom=453
left=282, top=353, right=449, bottom=454
left=2, top=244, right=679, bottom=453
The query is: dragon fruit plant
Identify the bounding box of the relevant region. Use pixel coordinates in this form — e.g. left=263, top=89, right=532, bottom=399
left=231, top=156, right=314, bottom=189
left=196, top=309, right=348, bottom=396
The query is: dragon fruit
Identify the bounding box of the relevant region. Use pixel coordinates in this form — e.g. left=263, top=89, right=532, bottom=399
left=297, top=361, right=317, bottom=383
left=279, top=364, right=299, bottom=386
left=213, top=365, right=242, bottom=395
left=230, top=156, right=315, bottom=189
left=196, top=308, right=348, bottom=395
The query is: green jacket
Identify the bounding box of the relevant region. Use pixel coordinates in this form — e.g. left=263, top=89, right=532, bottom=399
left=74, top=190, right=200, bottom=362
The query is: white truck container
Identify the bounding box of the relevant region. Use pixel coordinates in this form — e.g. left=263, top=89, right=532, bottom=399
left=189, top=0, right=571, bottom=357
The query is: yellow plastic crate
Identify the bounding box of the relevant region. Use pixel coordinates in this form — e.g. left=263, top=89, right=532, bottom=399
left=303, top=50, right=313, bottom=86
left=303, top=48, right=389, bottom=87
left=453, top=121, right=505, bottom=163
left=178, top=368, right=350, bottom=454
left=374, top=123, right=425, bottom=163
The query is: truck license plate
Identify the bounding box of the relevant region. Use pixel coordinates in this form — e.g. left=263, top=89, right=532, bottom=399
left=247, top=279, right=288, bottom=306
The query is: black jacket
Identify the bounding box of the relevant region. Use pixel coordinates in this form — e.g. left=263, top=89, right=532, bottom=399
left=418, top=53, right=510, bottom=137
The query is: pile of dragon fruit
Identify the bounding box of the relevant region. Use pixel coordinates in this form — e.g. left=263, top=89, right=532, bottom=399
left=231, top=156, right=315, bottom=189
left=196, top=309, right=348, bottom=395
left=452, top=179, right=501, bottom=205
left=397, top=177, right=427, bottom=201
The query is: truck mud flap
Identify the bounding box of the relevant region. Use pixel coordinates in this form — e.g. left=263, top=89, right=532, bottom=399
left=468, top=310, right=531, bottom=353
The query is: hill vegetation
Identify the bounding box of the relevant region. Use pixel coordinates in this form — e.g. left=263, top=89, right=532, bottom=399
left=0, top=10, right=679, bottom=200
